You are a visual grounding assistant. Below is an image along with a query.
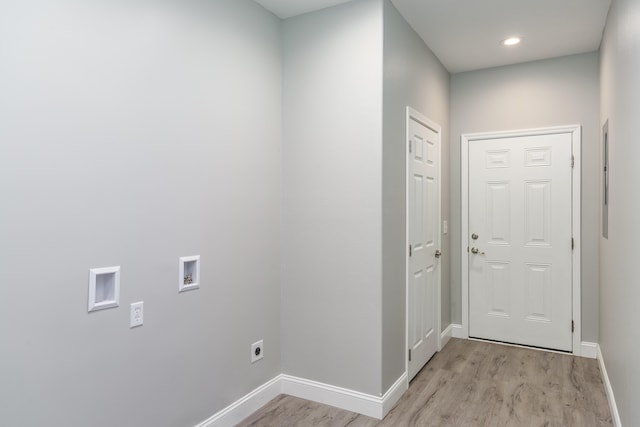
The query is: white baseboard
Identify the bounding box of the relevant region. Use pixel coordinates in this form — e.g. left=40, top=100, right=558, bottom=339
left=195, top=375, right=281, bottom=427
left=451, top=323, right=465, bottom=338
left=281, top=373, right=407, bottom=420
left=195, top=372, right=408, bottom=426
left=597, top=345, right=622, bottom=427
left=440, top=324, right=453, bottom=349
left=381, top=373, right=409, bottom=417
left=580, top=341, right=598, bottom=359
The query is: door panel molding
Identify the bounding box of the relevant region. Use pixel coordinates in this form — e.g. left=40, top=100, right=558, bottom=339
left=461, top=125, right=582, bottom=355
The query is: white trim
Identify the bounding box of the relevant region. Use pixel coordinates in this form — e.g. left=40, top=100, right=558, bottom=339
left=440, top=324, right=453, bottom=349
left=405, top=106, right=443, bottom=376
left=460, top=125, right=582, bottom=354
left=195, top=375, right=281, bottom=427
left=460, top=131, right=470, bottom=339
left=580, top=341, right=598, bottom=359
left=280, top=375, right=382, bottom=419
left=381, top=373, right=408, bottom=418
left=451, top=324, right=465, bottom=338
left=597, top=345, right=622, bottom=427
left=571, top=126, right=582, bottom=356
left=281, top=373, right=407, bottom=420
left=195, top=373, right=408, bottom=426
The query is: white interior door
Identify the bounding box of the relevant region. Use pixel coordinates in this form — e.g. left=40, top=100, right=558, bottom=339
left=407, top=112, right=440, bottom=380
left=468, top=132, right=573, bottom=351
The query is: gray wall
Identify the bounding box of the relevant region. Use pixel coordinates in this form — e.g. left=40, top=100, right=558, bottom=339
left=0, top=1, right=282, bottom=426
left=599, top=0, right=640, bottom=423
left=281, top=0, right=384, bottom=396
left=450, top=53, right=601, bottom=342
left=382, top=0, right=450, bottom=392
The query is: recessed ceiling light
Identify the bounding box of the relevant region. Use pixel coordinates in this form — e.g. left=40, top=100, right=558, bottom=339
left=502, top=37, right=522, bottom=46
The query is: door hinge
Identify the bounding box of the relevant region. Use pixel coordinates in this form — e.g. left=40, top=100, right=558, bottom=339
left=409, top=244, right=412, bottom=257
left=571, top=155, right=575, bottom=168
left=408, top=348, right=412, bottom=362
left=571, top=238, right=574, bottom=250
left=572, top=320, right=575, bottom=333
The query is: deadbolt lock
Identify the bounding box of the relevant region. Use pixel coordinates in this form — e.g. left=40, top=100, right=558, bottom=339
left=471, top=233, right=479, bottom=240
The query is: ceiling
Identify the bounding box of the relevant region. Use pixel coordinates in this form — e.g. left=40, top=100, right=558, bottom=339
left=253, top=0, right=353, bottom=19
left=253, top=0, right=611, bottom=74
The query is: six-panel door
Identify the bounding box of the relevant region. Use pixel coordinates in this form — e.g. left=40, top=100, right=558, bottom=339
left=408, top=117, right=440, bottom=380
left=468, top=133, right=573, bottom=352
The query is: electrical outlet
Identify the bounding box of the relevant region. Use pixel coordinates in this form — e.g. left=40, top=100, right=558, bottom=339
left=130, top=301, right=144, bottom=328
left=251, top=340, right=264, bottom=363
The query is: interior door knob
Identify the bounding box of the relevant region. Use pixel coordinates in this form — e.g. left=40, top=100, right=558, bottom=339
left=471, top=247, right=485, bottom=255
left=435, top=250, right=442, bottom=258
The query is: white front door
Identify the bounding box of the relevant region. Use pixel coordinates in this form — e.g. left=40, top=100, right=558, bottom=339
left=468, top=132, right=573, bottom=351
left=407, top=110, right=440, bottom=380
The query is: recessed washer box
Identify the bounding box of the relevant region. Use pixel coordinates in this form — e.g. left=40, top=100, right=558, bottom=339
left=88, top=266, right=120, bottom=312
left=179, top=255, right=200, bottom=292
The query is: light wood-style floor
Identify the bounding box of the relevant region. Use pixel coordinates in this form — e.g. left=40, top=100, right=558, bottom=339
left=237, top=338, right=612, bottom=426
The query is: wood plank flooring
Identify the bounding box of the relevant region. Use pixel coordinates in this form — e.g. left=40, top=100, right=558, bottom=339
left=237, top=338, right=612, bottom=426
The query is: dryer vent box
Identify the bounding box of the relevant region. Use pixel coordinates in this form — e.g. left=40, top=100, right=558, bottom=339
left=88, top=266, right=120, bottom=312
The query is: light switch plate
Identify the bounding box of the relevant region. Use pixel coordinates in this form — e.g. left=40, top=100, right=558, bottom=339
left=130, top=301, right=144, bottom=328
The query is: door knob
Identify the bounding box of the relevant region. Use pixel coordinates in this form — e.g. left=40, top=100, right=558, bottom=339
left=471, top=247, right=485, bottom=255
left=471, top=233, right=479, bottom=240
left=435, top=250, right=442, bottom=258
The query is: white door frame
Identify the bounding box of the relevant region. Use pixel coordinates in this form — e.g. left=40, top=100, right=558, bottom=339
left=405, top=106, right=442, bottom=381
left=460, top=125, right=582, bottom=355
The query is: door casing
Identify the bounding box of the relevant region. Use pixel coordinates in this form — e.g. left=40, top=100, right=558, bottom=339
left=405, top=106, right=442, bottom=382
left=460, top=125, right=582, bottom=355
